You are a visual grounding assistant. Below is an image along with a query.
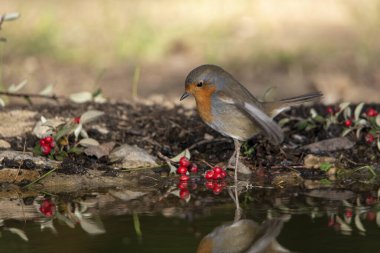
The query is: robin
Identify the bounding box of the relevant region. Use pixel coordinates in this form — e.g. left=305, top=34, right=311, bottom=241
left=180, top=64, right=322, bottom=182
left=196, top=218, right=289, bottom=253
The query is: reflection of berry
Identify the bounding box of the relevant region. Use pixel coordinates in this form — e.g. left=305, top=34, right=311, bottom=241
left=205, top=181, right=214, bottom=189
left=39, top=199, right=55, bottom=217
left=205, top=170, right=214, bottom=180
left=366, top=195, right=376, bottom=205
left=213, top=183, right=223, bottom=194
left=179, top=175, right=190, bottom=181
left=365, top=133, right=375, bottom=143
left=179, top=157, right=190, bottom=167
left=344, top=119, right=352, bottom=127
left=177, top=166, right=188, bottom=175
left=367, top=211, right=376, bottom=221
left=179, top=189, right=190, bottom=199
left=366, top=108, right=378, bottom=117
left=178, top=181, right=188, bottom=190
left=345, top=210, right=353, bottom=218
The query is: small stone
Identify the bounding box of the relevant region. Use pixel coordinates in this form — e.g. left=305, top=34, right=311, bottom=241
left=0, top=140, right=11, bottom=149
left=303, top=137, right=355, bottom=153
left=304, top=154, right=336, bottom=169
left=109, top=144, right=158, bottom=169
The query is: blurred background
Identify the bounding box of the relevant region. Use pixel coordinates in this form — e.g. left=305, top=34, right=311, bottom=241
left=2, top=0, right=380, bottom=104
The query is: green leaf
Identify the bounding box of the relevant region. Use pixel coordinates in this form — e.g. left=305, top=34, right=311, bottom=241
left=296, top=120, right=308, bottom=130
left=376, top=115, right=380, bottom=127
left=313, top=115, right=325, bottom=123
left=339, top=102, right=351, bottom=112
left=39, top=84, right=54, bottom=95
left=8, top=80, right=27, bottom=93
left=170, top=149, right=191, bottom=162
left=278, top=118, right=290, bottom=127
left=341, top=128, right=353, bottom=137
left=69, top=92, right=92, bottom=103
left=319, top=179, right=332, bottom=185
left=320, top=162, right=332, bottom=171
left=310, top=108, right=318, bottom=118
left=356, top=127, right=364, bottom=139
left=0, top=97, right=5, bottom=107
left=2, top=13, right=20, bottom=21
left=55, top=122, right=77, bottom=141
left=354, top=102, right=365, bottom=121
left=263, top=87, right=277, bottom=102
left=68, top=147, right=83, bottom=154
left=80, top=110, right=104, bottom=124
left=343, top=107, right=352, bottom=119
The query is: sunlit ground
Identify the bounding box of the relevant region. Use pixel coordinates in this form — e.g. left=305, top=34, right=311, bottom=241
left=2, top=0, right=380, bottom=103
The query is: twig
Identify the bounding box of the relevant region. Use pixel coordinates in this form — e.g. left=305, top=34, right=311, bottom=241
left=23, top=167, right=59, bottom=189
left=0, top=91, right=64, bottom=101
left=12, top=138, right=27, bottom=183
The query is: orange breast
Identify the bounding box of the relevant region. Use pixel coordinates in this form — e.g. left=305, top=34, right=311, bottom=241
left=194, top=85, right=216, bottom=123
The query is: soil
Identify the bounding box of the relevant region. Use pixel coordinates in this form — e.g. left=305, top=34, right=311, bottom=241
left=1, top=101, right=380, bottom=192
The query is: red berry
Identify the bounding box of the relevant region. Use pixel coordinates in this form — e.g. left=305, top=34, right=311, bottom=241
left=212, top=172, right=223, bottom=180
left=50, top=140, right=56, bottom=148
left=179, top=175, right=190, bottom=181
left=344, top=119, right=352, bottom=127
left=179, top=189, right=190, bottom=199
left=189, top=164, right=199, bottom=173
left=179, top=157, right=190, bottom=167
left=326, top=106, right=334, bottom=115
left=39, top=139, right=46, bottom=146
left=213, top=166, right=223, bottom=174
left=39, top=199, right=55, bottom=217
left=220, top=170, right=227, bottom=179
left=366, top=108, right=378, bottom=117
left=178, top=181, right=188, bottom=190
left=41, top=145, right=52, bottom=155
left=205, top=181, right=214, bottom=189
left=204, top=170, right=214, bottom=180
left=73, top=117, right=81, bottom=124
left=345, top=210, right=353, bottom=218
left=45, top=136, right=53, bottom=143
left=177, top=166, right=188, bottom=175
left=365, top=133, right=375, bottom=143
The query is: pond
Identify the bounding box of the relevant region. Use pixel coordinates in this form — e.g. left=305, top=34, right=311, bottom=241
left=0, top=185, right=379, bottom=253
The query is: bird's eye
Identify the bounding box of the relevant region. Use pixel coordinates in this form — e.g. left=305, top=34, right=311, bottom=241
left=197, top=81, right=204, bottom=87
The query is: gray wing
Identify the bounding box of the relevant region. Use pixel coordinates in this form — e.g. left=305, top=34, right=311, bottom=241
left=217, top=90, right=284, bottom=144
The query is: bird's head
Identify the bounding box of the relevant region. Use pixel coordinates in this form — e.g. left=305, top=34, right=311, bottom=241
left=180, top=64, right=229, bottom=101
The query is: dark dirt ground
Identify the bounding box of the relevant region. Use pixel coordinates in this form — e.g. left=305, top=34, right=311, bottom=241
left=1, top=102, right=380, bottom=185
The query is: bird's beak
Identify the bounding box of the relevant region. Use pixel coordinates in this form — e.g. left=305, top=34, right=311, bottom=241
left=180, top=91, right=190, bottom=101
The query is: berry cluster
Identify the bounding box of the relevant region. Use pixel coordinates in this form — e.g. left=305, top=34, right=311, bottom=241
left=204, top=166, right=228, bottom=195
left=39, top=136, right=55, bottom=155
left=39, top=199, right=56, bottom=217
left=176, top=157, right=199, bottom=199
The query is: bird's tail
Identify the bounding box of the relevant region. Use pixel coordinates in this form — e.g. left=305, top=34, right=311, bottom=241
left=264, top=91, right=323, bottom=117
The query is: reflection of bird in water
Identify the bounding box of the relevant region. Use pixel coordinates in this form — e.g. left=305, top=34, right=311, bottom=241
left=197, top=218, right=290, bottom=253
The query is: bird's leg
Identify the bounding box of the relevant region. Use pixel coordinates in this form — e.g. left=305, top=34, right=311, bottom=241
left=233, top=139, right=242, bottom=183
left=227, top=149, right=236, bottom=169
